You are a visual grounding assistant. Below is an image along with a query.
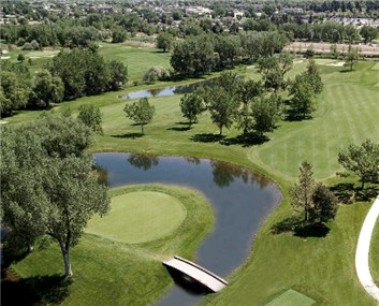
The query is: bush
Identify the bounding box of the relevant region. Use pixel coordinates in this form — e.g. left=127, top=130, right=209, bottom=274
left=22, top=42, right=33, bottom=51
left=142, top=66, right=170, bottom=84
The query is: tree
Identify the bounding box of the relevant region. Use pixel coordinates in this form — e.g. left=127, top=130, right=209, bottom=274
left=156, top=32, right=174, bottom=52
left=360, top=26, right=378, bottom=44
left=237, top=79, right=263, bottom=135
left=338, top=139, right=379, bottom=189
left=43, top=155, right=109, bottom=277
left=180, top=93, right=205, bottom=129
left=291, top=161, right=315, bottom=221
left=252, top=94, right=279, bottom=137
left=288, top=76, right=315, bottom=119
left=124, top=98, right=155, bottom=134
left=107, top=60, right=128, bottom=90
left=31, top=70, right=64, bottom=109
left=207, top=88, right=237, bottom=136
left=143, top=66, right=170, bottom=84
left=1, top=114, right=109, bottom=277
left=345, top=45, right=359, bottom=71
left=311, top=183, right=338, bottom=223
left=78, top=104, right=103, bottom=134
left=17, top=53, right=25, bottom=62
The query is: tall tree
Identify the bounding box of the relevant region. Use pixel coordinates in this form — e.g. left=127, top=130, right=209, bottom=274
left=338, top=139, right=379, bottom=189
left=180, top=93, right=205, bottom=129
left=124, top=98, right=155, bottom=134
left=31, top=70, right=64, bottom=109
left=345, top=45, right=359, bottom=71
left=1, top=114, right=109, bottom=277
left=156, top=32, right=174, bottom=52
left=252, top=94, right=279, bottom=137
left=291, top=161, right=315, bottom=221
left=207, top=88, right=237, bottom=136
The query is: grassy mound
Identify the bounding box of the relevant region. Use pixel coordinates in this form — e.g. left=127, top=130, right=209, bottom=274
left=10, top=184, right=214, bottom=305
left=86, top=191, right=187, bottom=244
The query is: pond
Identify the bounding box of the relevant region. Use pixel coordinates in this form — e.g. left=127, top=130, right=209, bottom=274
left=119, top=79, right=216, bottom=100
left=94, top=153, right=281, bottom=306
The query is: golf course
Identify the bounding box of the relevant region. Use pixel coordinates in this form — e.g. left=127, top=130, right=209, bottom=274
left=2, top=44, right=379, bottom=306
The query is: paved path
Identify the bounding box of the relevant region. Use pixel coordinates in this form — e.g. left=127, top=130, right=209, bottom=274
left=355, top=196, right=379, bottom=302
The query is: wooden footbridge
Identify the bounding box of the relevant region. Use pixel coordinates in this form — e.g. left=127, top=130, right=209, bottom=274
left=162, top=256, right=228, bottom=293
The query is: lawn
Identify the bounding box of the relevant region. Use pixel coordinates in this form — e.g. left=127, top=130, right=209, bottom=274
left=98, top=42, right=172, bottom=83
left=7, top=57, right=379, bottom=305
left=10, top=184, right=214, bottom=305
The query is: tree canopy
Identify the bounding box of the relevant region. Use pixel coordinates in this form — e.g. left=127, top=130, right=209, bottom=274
left=1, top=114, right=109, bottom=277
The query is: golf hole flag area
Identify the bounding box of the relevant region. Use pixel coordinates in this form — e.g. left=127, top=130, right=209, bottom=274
left=264, top=289, right=316, bottom=306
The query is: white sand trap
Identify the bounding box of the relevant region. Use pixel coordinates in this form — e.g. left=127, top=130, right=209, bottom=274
left=327, top=61, right=345, bottom=67
left=0, top=121, right=8, bottom=125
left=0, top=56, right=10, bottom=60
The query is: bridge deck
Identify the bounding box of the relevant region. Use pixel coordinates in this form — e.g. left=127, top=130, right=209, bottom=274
left=162, top=256, right=228, bottom=292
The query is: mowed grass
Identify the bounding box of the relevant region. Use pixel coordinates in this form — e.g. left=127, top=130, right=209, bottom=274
left=264, top=289, right=315, bottom=306
left=86, top=191, right=187, bottom=244
left=11, top=184, right=214, bottom=305
left=371, top=219, right=379, bottom=286
left=251, top=60, right=379, bottom=180
left=98, top=42, right=172, bottom=82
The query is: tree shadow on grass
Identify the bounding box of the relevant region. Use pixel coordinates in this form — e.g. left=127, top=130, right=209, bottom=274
left=191, top=133, right=224, bottom=143
left=220, top=133, right=269, bottom=147
left=167, top=122, right=191, bottom=131
left=1, top=272, right=71, bottom=306
left=330, top=183, right=379, bottom=204
left=112, top=132, right=144, bottom=139
left=271, top=216, right=330, bottom=238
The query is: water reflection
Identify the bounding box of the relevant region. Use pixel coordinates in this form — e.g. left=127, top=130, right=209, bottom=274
left=93, top=152, right=281, bottom=306
left=119, top=79, right=217, bottom=100
left=127, top=153, right=159, bottom=171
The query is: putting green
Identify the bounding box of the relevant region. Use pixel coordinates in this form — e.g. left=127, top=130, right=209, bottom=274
left=86, top=191, right=187, bottom=244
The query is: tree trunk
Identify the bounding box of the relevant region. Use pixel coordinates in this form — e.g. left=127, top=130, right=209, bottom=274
left=361, top=176, right=365, bottom=190
left=59, top=242, right=73, bottom=277
left=141, top=124, right=144, bottom=134
left=219, top=125, right=223, bottom=136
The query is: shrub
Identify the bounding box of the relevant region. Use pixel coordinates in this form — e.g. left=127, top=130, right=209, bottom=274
left=143, top=66, right=170, bottom=84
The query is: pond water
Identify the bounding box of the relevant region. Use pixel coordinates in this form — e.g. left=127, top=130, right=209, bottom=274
left=93, top=152, right=281, bottom=306
left=119, top=79, right=216, bottom=100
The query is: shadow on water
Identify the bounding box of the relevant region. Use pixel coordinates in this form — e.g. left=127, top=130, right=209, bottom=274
left=127, top=153, right=159, bottom=171
left=163, top=266, right=211, bottom=296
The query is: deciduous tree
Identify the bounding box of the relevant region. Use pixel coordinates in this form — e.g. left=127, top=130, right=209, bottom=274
left=124, top=98, right=155, bottom=134
left=180, top=93, right=205, bottom=129
left=338, top=139, right=379, bottom=189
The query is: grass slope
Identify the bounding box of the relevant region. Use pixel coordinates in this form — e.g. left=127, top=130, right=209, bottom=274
left=11, top=184, right=214, bottom=305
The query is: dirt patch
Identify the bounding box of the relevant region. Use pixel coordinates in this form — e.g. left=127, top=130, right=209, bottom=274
left=285, top=42, right=379, bottom=56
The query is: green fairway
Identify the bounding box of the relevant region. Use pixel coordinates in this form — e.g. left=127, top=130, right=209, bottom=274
left=7, top=55, right=379, bottom=306
left=12, top=184, right=214, bottom=305
left=371, top=219, right=379, bottom=286
left=264, top=289, right=315, bottom=306
left=86, top=191, right=187, bottom=244
left=98, top=42, right=172, bottom=82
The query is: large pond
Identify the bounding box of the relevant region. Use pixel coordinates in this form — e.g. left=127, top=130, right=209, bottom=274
left=94, top=152, right=281, bottom=306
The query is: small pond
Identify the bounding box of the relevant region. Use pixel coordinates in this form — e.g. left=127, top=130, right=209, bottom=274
left=94, top=153, right=281, bottom=306
left=119, top=79, right=216, bottom=100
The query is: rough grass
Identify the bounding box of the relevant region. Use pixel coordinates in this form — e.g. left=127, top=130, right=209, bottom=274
left=86, top=191, right=187, bottom=244
left=11, top=184, right=214, bottom=305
